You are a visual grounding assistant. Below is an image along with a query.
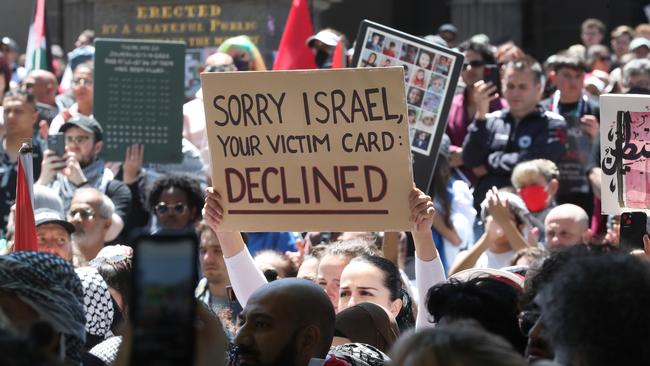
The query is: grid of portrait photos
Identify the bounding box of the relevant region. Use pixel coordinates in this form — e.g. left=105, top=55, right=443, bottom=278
left=356, top=28, right=456, bottom=157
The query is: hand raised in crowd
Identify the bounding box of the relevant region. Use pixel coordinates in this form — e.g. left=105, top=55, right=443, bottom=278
left=38, top=120, right=48, bottom=141
left=449, top=146, right=464, bottom=168
left=580, top=114, right=599, bottom=141
left=203, top=187, right=224, bottom=233
left=485, top=187, right=511, bottom=226
left=122, top=144, right=144, bottom=185
left=472, top=80, right=499, bottom=120
left=63, top=151, right=87, bottom=186
left=409, top=184, right=435, bottom=233
left=61, top=108, right=72, bottom=123
left=36, top=149, right=67, bottom=185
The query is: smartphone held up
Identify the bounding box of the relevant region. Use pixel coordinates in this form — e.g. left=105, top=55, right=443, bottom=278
left=619, top=211, right=649, bottom=251
left=130, top=234, right=198, bottom=365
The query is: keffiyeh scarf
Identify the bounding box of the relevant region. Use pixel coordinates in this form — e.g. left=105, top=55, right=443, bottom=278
left=0, top=251, right=86, bottom=364
left=75, top=267, right=114, bottom=338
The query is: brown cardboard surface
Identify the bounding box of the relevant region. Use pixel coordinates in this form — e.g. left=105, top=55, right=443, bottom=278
left=201, top=67, right=413, bottom=231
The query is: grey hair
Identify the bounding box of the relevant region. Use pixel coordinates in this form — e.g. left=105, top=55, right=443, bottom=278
left=74, top=187, right=114, bottom=219
left=623, top=58, right=650, bottom=87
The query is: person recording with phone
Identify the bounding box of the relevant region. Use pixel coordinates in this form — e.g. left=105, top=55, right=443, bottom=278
left=446, top=41, right=507, bottom=178
left=462, top=58, right=567, bottom=240
left=36, top=115, right=131, bottom=238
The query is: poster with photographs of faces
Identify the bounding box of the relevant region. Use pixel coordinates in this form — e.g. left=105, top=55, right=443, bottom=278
left=352, top=20, right=464, bottom=193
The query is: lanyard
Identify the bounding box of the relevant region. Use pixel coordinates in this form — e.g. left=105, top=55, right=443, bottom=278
left=551, top=90, right=588, bottom=117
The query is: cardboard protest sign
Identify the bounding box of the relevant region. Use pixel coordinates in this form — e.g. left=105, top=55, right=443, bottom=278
left=201, top=68, right=413, bottom=232
left=600, top=94, right=650, bottom=215
left=351, top=20, right=463, bottom=193
left=94, top=38, right=185, bottom=163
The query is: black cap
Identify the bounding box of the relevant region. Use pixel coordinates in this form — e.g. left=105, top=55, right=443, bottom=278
left=35, top=208, right=75, bottom=234
left=60, top=115, right=103, bottom=141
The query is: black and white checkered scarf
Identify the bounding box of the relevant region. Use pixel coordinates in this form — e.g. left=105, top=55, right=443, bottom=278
left=75, top=267, right=115, bottom=339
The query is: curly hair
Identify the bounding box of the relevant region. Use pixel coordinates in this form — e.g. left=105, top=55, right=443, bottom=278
left=540, top=252, right=650, bottom=366
left=147, top=174, right=205, bottom=223
left=426, top=277, right=526, bottom=354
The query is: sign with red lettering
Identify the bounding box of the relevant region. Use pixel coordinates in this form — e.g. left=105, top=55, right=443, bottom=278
left=201, top=68, right=413, bottom=231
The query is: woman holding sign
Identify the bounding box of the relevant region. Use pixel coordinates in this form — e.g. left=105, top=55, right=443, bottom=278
left=202, top=184, right=446, bottom=330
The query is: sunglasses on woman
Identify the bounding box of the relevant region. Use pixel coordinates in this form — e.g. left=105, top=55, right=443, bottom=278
left=155, top=202, right=188, bottom=215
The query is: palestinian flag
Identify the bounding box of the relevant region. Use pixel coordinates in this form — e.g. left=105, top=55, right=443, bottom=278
left=25, top=0, right=53, bottom=72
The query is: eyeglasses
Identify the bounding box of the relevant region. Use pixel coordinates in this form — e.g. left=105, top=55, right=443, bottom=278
left=155, top=202, right=188, bottom=216
left=65, top=135, right=91, bottom=145
left=72, top=78, right=93, bottom=86
left=463, top=60, right=486, bottom=69
left=69, top=208, right=95, bottom=220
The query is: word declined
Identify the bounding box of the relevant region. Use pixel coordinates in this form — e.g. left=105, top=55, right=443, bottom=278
left=225, top=165, right=387, bottom=204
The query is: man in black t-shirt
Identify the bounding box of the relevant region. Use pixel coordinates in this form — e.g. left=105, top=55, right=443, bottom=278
left=543, top=55, right=599, bottom=217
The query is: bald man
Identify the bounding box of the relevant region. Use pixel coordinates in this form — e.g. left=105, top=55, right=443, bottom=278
left=22, top=69, right=60, bottom=125
left=544, top=204, right=592, bottom=249
left=232, top=278, right=335, bottom=366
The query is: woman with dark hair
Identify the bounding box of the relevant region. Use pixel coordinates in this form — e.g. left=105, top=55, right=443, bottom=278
left=147, top=174, right=204, bottom=232
left=446, top=41, right=506, bottom=181
left=390, top=321, right=526, bottom=366
left=426, top=277, right=527, bottom=354
left=338, top=255, right=416, bottom=331
left=337, top=187, right=446, bottom=331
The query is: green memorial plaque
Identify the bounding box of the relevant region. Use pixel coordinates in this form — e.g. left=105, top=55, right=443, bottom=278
left=94, top=38, right=185, bottom=163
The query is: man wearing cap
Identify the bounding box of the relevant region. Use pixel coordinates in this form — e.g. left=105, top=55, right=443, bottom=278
left=35, top=207, right=75, bottom=261
left=37, top=115, right=131, bottom=228
left=0, top=90, right=44, bottom=235
left=630, top=37, right=650, bottom=59
left=0, top=37, right=26, bottom=88
left=437, top=24, right=458, bottom=48
left=307, top=29, right=343, bottom=68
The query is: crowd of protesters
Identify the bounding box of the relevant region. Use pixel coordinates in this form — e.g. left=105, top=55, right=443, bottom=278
left=2, top=17, right=650, bottom=366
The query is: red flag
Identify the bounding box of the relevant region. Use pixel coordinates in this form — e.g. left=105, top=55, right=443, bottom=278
left=14, top=143, right=38, bottom=251
left=273, top=0, right=317, bottom=70
left=331, top=41, right=346, bottom=68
